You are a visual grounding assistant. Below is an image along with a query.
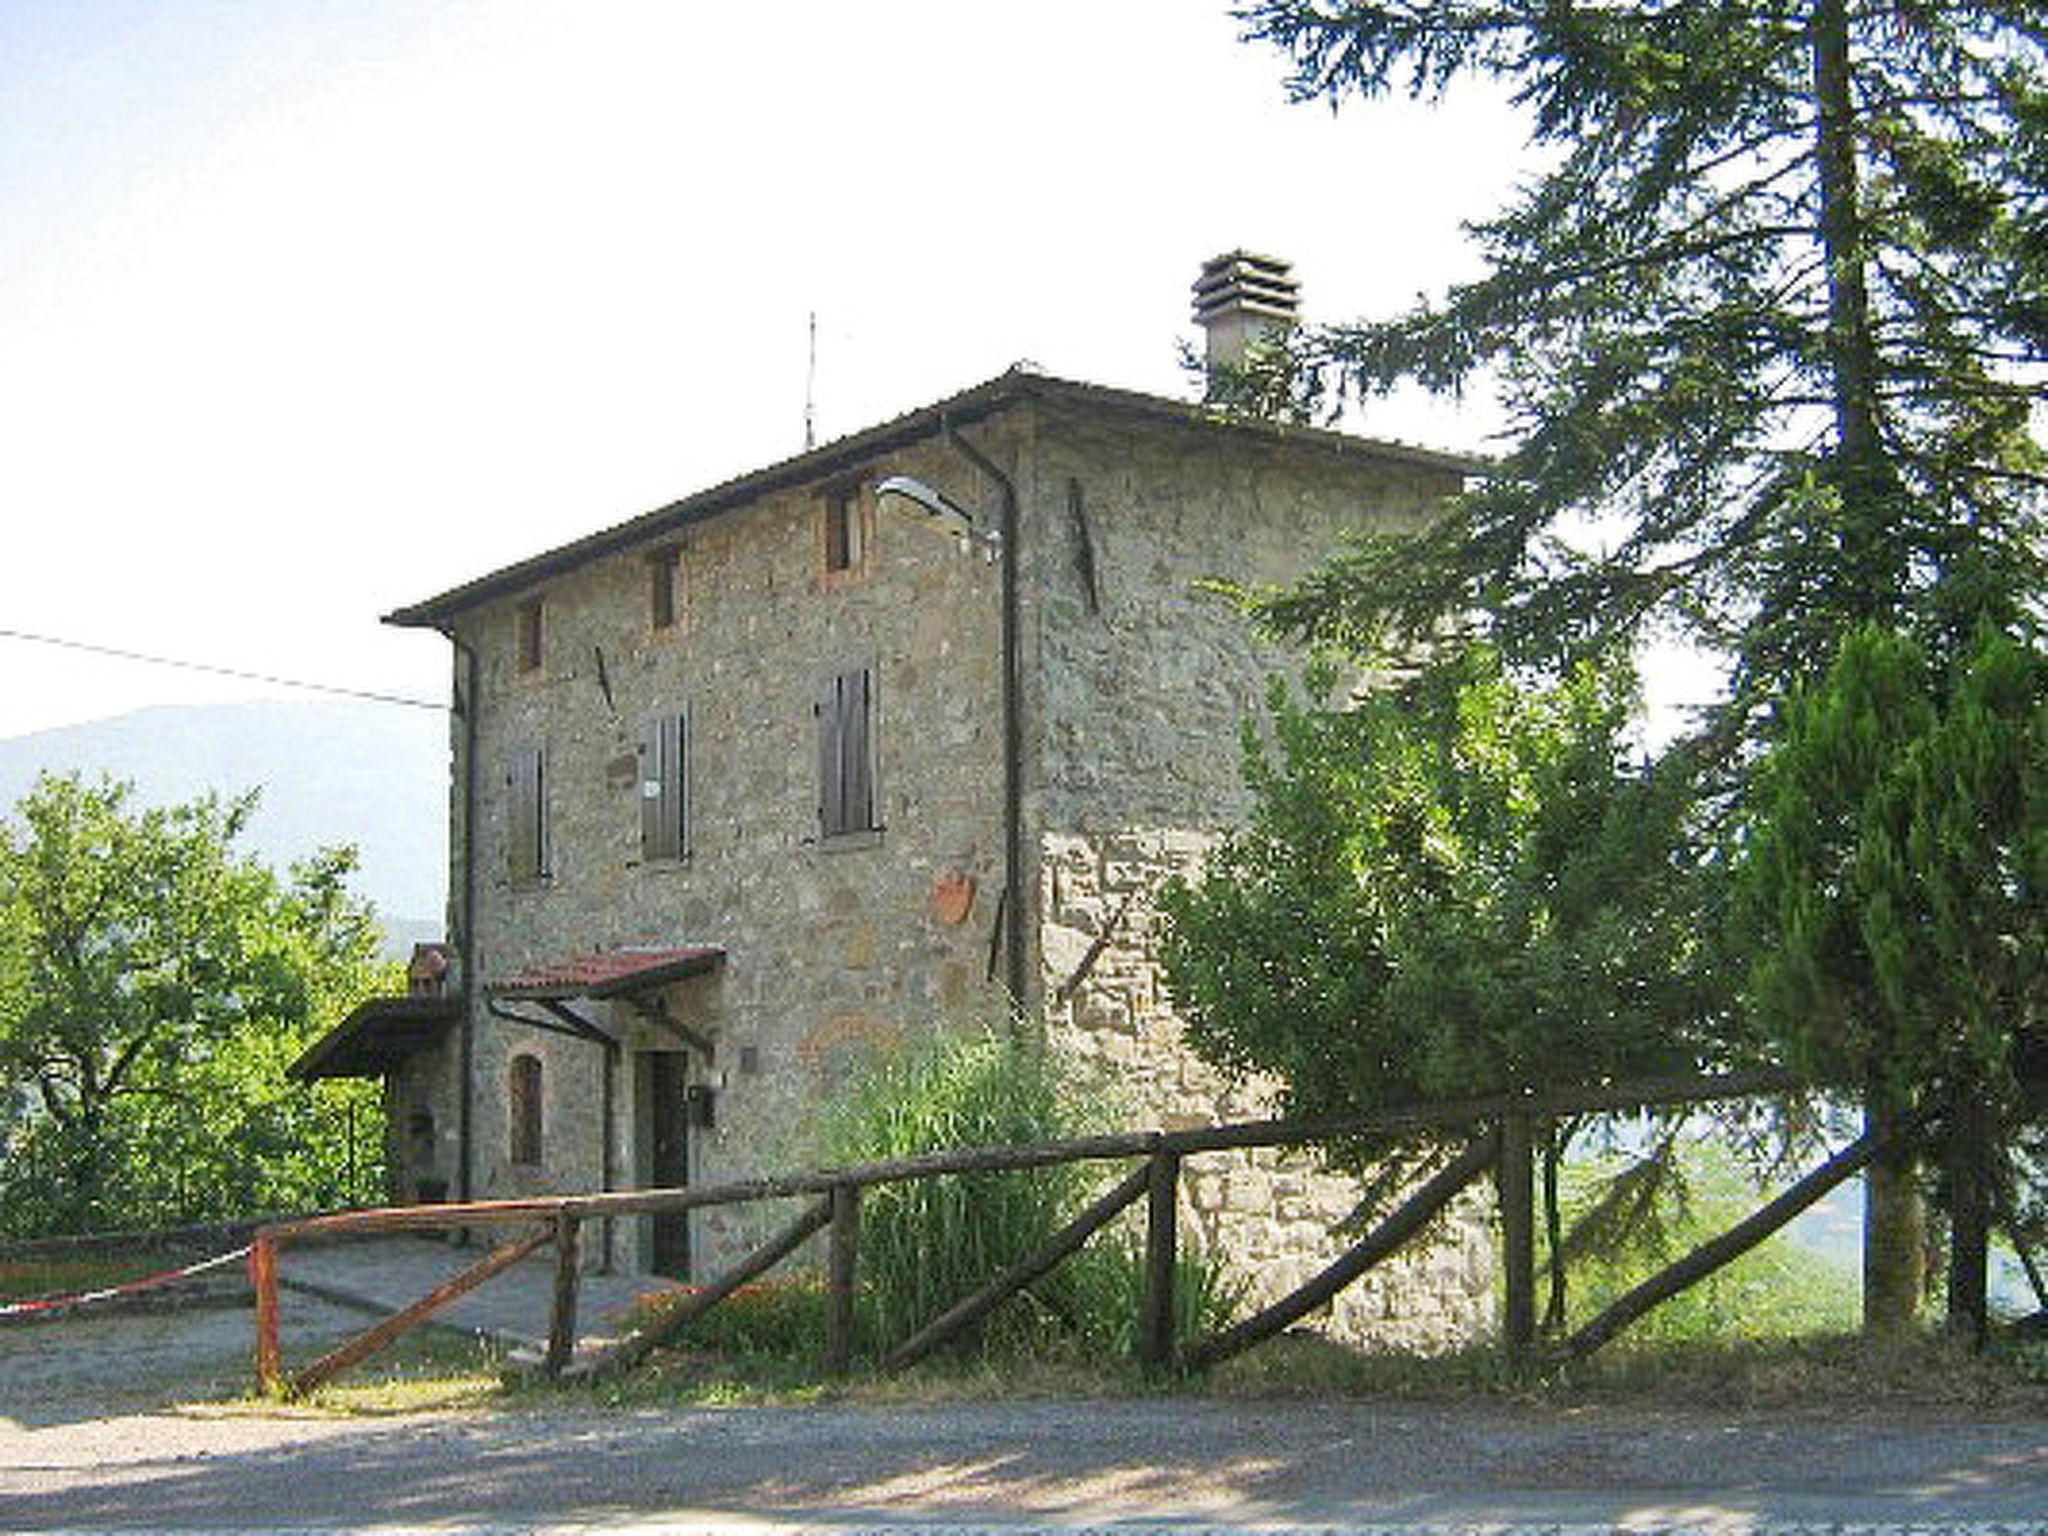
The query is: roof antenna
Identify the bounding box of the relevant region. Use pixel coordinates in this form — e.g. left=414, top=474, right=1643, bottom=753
left=804, top=311, right=818, bottom=451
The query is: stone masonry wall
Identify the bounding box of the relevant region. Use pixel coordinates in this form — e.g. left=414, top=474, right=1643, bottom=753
left=448, top=423, right=1026, bottom=1274
left=1042, top=830, right=1494, bottom=1353
left=1030, top=409, right=1494, bottom=1351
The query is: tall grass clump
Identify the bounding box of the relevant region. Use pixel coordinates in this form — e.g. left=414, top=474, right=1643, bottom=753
left=817, top=1029, right=1084, bottom=1353
left=816, top=1028, right=1238, bottom=1362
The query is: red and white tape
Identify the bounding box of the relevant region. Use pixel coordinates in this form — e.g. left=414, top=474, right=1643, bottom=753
left=0, top=1244, right=253, bottom=1318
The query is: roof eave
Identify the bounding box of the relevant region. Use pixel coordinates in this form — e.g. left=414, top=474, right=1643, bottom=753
left=384, top=368, right=1489, bottom=630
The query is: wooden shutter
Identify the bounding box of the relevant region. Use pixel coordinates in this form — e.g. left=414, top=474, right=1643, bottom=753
left=641, top=711, right=686, bottom=861
left=844, top=667, right=873, bottom=831
left=648, top=550, right=679, bottom=631
left=509, top=745, right=545, bottom=881
left=672, top=707, right=689, bottom=857
left=818, top=674, right=845, bottom=836
left=818, top=667, right=874, bottom=838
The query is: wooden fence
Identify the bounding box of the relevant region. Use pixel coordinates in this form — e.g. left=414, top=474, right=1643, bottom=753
left=250, top=1067, right=1937, bottom=1397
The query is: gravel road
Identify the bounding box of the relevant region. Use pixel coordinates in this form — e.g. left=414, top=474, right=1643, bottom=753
left=3, top=1304, right=2044, bottom=1534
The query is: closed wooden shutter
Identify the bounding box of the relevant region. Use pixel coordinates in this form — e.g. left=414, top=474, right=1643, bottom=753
left=641, top=711, right=686, bottom=861
left=818, top=667, right=875, bottom=838
left=817, top=674, right=844, bottom=836
left=843, top=667, right=873, bottom=832
left=509, top=745, right=547, bottom=881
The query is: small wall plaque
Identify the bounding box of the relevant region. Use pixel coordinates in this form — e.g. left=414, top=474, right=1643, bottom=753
left=931, top=871, right=976, bottom=926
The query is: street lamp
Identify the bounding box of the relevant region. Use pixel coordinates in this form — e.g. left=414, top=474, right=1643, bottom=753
left=874, top=475, right=1000, bottom=559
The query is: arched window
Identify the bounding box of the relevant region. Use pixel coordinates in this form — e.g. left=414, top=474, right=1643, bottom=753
left=508, top=1054, right=544, bottom=1166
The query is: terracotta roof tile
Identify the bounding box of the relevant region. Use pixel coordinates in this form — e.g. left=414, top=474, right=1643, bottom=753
left=488, top=945, right=724, bottom=1000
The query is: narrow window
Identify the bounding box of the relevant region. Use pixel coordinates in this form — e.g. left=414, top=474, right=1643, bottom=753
left=508, top=1054, right=543, bottom=1166
left=640, top=708, right=688, bottom=862
left=823, top=486, right=863, bottom=575
left=648, top=547, right=681, bottom=632
left=515, top=597, right=544, bottom=675
left=509, top=744, right=550, bottom=882
left=817, top=666, right=877, bottom=838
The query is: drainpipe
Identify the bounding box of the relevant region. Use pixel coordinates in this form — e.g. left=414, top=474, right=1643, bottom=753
left=444, top=630, right=481, bottom=1205
left=940, top=418, right=1028, bottom=1015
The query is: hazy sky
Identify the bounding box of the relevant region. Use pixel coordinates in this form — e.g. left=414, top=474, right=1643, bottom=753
left=1, top=0, right=1531, bottom=739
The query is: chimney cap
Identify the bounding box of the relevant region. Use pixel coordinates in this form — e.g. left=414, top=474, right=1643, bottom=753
left=1192, top=250, right=1300, bottom=325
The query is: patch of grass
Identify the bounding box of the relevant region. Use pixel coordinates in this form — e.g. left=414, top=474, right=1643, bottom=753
left=216, top=1327, right=508, bottom=1416
left=1542, top=1145, right=1862, bottom=1344
left=816, top=1030, right=1091, bottom=1354
left=620, top=1278, right=833, bottom=1368
left=1207, top=1332, right=1518, bottom=1399
left=1205, top=1324, right=2048, bottom=1413
left=1540, top=1328, right=2048, bottom=1413
left=0, top=1251, right=186, bottom=1302
left=251, top=1311, right=2048, bottom=1416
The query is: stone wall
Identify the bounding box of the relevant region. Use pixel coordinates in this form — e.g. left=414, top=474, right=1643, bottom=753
left=1028, top=403, right=1449, bottom=831
left=1042, top=829, right=1494, bottom=1353
left=1030, top=409, right=1493, bottom=1351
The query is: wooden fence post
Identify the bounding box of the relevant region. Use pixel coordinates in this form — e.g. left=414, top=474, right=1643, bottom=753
left=249, top=1233, right=281, bottom=1393
left=1498, top=1106, right=1536, bottom=1371
left=825, top=1183, right=861, bottom=1376
left=1138, top=1148, right=1180, bottom=1369
left=543, top=1210, right=582, bottom=1378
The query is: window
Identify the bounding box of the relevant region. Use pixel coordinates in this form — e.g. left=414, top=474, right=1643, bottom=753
left=509, top=744, right=550, bottom=882
left=515, top=597, right=544, bottom=675
left=648, top=547, right=681, bottom=633
left=817, top=665, right=877, bottom=838
left=823, top=485, right=864, bottom=576
left=508, top=1054, right=543, bottom=1166
left=640, top=708, right=688, bottom=862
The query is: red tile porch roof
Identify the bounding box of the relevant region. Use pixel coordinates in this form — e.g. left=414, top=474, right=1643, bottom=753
left=487, top=945, right=725, bottom=1001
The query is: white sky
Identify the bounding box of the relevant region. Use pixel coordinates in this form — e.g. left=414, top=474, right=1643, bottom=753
left=0, top=0, right=1541, bottom=740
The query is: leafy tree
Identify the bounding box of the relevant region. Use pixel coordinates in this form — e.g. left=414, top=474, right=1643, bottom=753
left=0, top=774, right=389, bottom=1236
left=1228, top=0, right=2044, bottom=1335
left=1159, top=650, right=1722, bottom=1321
left=1733, top=624, right=2046, bottom=1329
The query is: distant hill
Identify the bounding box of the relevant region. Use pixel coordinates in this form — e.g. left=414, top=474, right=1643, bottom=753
left=0, top=700, right=447, bottom=948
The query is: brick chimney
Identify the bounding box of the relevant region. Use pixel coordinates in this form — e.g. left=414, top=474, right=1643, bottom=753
left=1192, top=250, right=1300, bottom=373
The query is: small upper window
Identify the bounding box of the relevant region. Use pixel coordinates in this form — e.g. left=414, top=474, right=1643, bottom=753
left=648, top=547, right=681, bottom=632
left=515, top=597, right=545, bottom=675
left=823, top=486, right=864, bottom=576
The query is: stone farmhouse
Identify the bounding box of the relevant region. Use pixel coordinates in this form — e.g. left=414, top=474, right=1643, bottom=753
left=292, top=255, right=1495, bottom=1348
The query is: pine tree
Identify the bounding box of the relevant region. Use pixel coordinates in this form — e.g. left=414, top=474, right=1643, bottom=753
left=1734, top=625, right=2045, bottom=1335
left=1245, top=1, right=2044, bottom=712
left=1230, top=0, right=2046, bottom=1335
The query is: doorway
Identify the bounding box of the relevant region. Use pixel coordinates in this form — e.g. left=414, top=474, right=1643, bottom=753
left=638, top=1050, right=691, bottom=1279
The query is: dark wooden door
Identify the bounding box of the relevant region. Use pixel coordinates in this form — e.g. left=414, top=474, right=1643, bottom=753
left=647, top=1051, right=691, bottom=1280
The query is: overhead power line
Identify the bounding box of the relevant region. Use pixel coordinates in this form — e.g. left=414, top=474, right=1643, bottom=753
left=0, top=627, right=446, bottom=712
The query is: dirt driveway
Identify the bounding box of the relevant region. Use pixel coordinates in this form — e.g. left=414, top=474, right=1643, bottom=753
left=4, top=1304, right=2045, bottom=1533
